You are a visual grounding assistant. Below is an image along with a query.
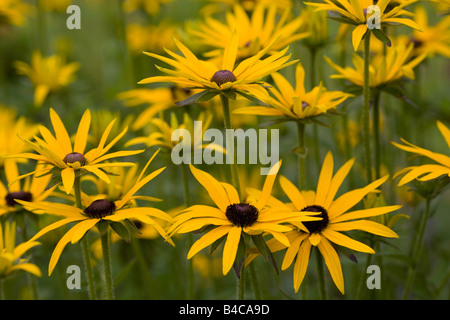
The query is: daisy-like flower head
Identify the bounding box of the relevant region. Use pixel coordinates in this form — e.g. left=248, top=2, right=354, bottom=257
left=325, top=41, right=426, bottom=88
left=305, top=0, right=422, bottom=51
left=14, top=51, right=80, bottom=107
left=234, top=63, right=353, bottom=123
left=138, top=32, right=298, bottom=106
left=13, top=108, right=144, bottom=194
left=187, top=3, right=309, bottom=62
left=392, top=121, right=450, bottom=188
left=1, top=160, right=55, bottom=217
left=168, top=161, right=321, bottom=276
left=0, top=105, right=38, bottom=167
left=0, top=221, right=41, bottom=279
left=249, top=151, right=400, bottom=294
left=18, top=150, right=174, bottom=276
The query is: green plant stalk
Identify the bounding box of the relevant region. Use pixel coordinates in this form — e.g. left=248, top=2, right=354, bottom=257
left=130, top=237, right=156, bottom=299
left=362, top=32, right=373, bottom=183
left=249, top=263, right=262, bottom=299
left=101, top=230, right=115, bottom=300
left=296, top=122, right=306, bottom=189
left=74, top=175, right=96, bottom=300
left=181, top=163, right=195, bottom=299
left=315, top=248, right=327, bottom=299
left=373, top=90, right=381, bottom=179
left=309, top=47, right=321, bottom=169
left=220, top=94, right=241, bottom=197
left=403, top=197, right=432, bottom=299
left=0, top=279, right=4, bottom=300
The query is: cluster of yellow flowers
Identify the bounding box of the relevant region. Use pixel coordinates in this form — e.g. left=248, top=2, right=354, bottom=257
left=0, top=0, right=449, bottom=300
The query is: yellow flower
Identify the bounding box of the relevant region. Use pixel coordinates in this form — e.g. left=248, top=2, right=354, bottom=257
left=0, top=161, right=55, bottom=217
left=200, top=0, right=294, bottom=16
left=125, top=22, right=179, bottom=55
left=325, top=41, right=426, bottom=88
left=305, top=0, right=421, bottom=51
left=117, top=86, right=193, bottom=131
left=234, top=63, right=353, bottom=122
left=14, top=51, right=80, bottom=107
left=0, top=0, right=32, bottom=28
left=248, top=151, right=400, bottom=294
left=122, top=0, right=173, bottom=16
left=13, top=108, right=143, bottom=194
left=409, top=5, right=450, bottom=58
left=187, top=3, right=309, bottom=62
left=138, top=32, right=297, bottom=105
left=0, top=105, right=38, bottom=167
left=168, top=161, right=320, bottom=275
left=18, top=150, right=173, bottom=276
left=392, top=121, right=450, bottom=186
left=0, top=221, right=41, bottom=278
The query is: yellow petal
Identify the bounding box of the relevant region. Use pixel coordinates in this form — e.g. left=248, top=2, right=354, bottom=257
left=352, top=24, right=368, bottom=51
left=73, top=109, right=91, bottom=154
left=293, top=239, right=312, bottom=293
left=187, top=225, right=232, bottom=259
left=317, top=237, right=345, bottom=295
left=61, top=167, right=75, bottom=194
left=222, top=226, right=242, bottom=275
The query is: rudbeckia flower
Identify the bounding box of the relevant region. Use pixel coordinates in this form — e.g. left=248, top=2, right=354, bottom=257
left=325, top=41, right=426, bottom=88
left=18, top=150, right=173, bottom=276
left=13, top=108, right=143, bottom=194
left=305, top=0, right=421, bottom=51
left=0, top=161, right=55, bottom=217
left=248, top=151, right=400, bottom=294
left=168, top=161, right=320, bottom=276
left=138, top=32, right=297, bottom=106
left=14, top=51, right=80, bottom=107
left=0, top=221, right=41, bottom=279
left=392, top=121, right=450, bottom=186
left=187, top=3, right=309, bottom=62
left=234, top=62, right=352, bottom=122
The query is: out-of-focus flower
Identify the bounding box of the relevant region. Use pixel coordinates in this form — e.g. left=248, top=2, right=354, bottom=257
left=0, top=0, right=32, bottom=29
left=122, top=0, right=173, bottom=16
left=14, top=51, right=80, bottom=107
left=187, top=3, right=308, bottom=62
left=125, top=22, right=179, bottom=55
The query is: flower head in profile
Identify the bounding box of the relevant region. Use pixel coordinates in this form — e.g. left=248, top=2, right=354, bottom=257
left=325, top=41, right=426, bottom=88
left=0, top=221, right=41, bottom=278
left=187, top=3, right=309, bottom=62
left=305, top=0, right=421, bottom=51
left=138, top=32, right=297, bottom=106
left=13, top=108, right=143, bottom=194
left=249, top=151, right=400, bottom=294
left=18, top=150, right=174, bottom=276
left=0, top=161, right=55, bottom=217
left=234, top=63, right=353, bottom=123
left=168, top=161, right=320, bottom=276
left=14, top=51, right=80, bottom=107
left=392, top=121, right=450, bottom=187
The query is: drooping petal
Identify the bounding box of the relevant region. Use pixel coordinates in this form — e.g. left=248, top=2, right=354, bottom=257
left=222, top=226, right=242, bottom=275
left=318, top=237, right=345, bottom=295
left=187, top=225, right=232, bottom=259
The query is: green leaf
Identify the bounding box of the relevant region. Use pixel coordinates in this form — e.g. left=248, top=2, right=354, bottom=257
left=371, top=28, right=391, bottom=47
left=175, top=90, right=212, bottom=106
left=232, top=235, right=247, bottom=279
left=235, top=90, right=269, bottom=106
left=97, top=219, right=110, bottom=235
left=110, top=221, right=131, bottom=242
left=210, top=235, right=226, bottom=255
left=197, top=90, right=219, bottom=103
left=221, top=90, right=237, bottom=100
left=251, top=234, right=279, bottom=275
left=123, top=218, right=142, bottom=234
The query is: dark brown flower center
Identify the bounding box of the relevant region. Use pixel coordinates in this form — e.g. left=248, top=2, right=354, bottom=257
left=63, top=152, right=87, bottom=166
left=84, top=199, right=116, bottom=219
left=5, top=191, right=33, bottom=207
left=211, top=70, right=237, bottom=86
left=225, top=203, right=259, bottom=228
left=301, top=205, right=329, bottom=234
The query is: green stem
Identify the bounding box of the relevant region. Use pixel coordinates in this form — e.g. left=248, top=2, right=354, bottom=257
left=101, top=231, right=114, bottom=300
left=249, top=262, right=262, bottom=300
left=181, top=164, right=194, bottom=299
left=130, top=238, right=155, bottom=299
left=74, top=175, right=96, bottom=300
left=362, top=32, right=373, bottom=183
left=315, top=248, right=326, bottom=300
left=238, top=264, right=246, bottom=300
left=0, top=278, right=4, bottom=300
left=296, top=122, right=306, bottom=189
left=403, top=197, right=432, bottom=299
left=373, top=90, right=381, bottom=179
left=220, top=94, right=241, bottom=198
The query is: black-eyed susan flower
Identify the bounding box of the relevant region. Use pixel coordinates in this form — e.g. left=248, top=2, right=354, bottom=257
left=0, top=105, right=38, bottom=168
left=14, top=51, right=80, bottom=107
left=0, top=221, right=41, bottom=279
left=187, top=3, right=309, bottom=62
left=249, top=151, right=400, bottom=294
left=305, top=0, right=421, bottom=51
left=325, top=41, right=426, bottom=88
left=0, top=161, right=55, bottom=217
left=234, top=62, right=353, bottom=123
left=168, top=161, right=320, bottom=276
left=392, top=121, right=450, bottom=187
left=13, top=108, right=143, bottom=194
left=138, top=31, right=297, bottom=105
left=17, top=150, right=173, bottom=276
